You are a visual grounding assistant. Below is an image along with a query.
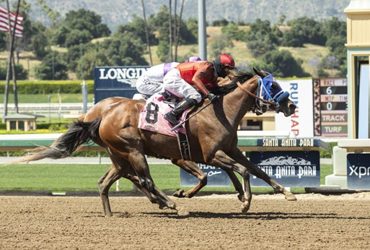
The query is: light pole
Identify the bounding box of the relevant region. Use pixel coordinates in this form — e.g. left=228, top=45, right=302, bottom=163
left=198, top=0, right=207, bottom=60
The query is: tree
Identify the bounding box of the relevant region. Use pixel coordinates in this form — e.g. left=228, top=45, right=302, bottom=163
left=320, top=18, right=346, bottom=76
left=282, top=17, right=326, bottom=47
left=260, top=50, right=308, bottom=77
left=245, top=19, right=280, bottom=57
left=52, top=9, right=110, bottom=47
left=221, top=23, right=247, bottom=41
left=30, top=22, right=49, bottom=59
left=149, top=5, right=196, bottom=62
left=76, top=33, right=148, bottom=79
left=0, top=63, right=28, bottom=80
left=185, top=18, right=198, bottom=39
left=66, top=43, right=92, bottom=71
left=64, top=9, right=110, bottom=38
left=101, top=32, right=147, bottom=66
left=35, top=52, right=68, bottom=80
left=0, top=32, right=6, bottom=51
left=212, top=19, right=229, bottom=26
left=210, top=34, right=233, bottom=59
left=76, top=49, right=110, bottom=80
left=278, top=15, right=286, bottom=25
left=117, top=15, right=157, bottom=45
left=64, top=30, right=93, bottom=48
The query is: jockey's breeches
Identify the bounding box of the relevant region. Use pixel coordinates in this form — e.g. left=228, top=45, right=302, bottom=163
left=136, top=75, right=164, bottom=96
left=163, top=69, right=202, bottom=103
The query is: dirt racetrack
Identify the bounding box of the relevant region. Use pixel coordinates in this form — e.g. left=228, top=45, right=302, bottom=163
left=1, top=193, right=370, bottom=249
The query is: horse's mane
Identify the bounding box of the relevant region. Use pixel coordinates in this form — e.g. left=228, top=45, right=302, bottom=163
left=213, top=71, right=255, bottom=95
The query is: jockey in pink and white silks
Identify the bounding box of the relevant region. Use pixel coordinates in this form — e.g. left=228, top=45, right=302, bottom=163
left=136, top=62, right=180, bottom=97
left=135, top=57, right=202, bottom=98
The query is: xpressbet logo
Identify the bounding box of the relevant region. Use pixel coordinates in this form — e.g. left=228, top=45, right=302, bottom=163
left=349, top=165, right=370, bottom=179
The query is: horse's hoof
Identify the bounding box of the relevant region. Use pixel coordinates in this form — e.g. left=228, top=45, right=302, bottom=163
left=173, top=189, right=185, bottom=198
left=177, top=207, right=190, bottom=217
left=240, top=203, right=250, bottom=214
left=158, top=204, right=167, bottom=210
left=285, top=193, right=297, bottom=201
left=237, top=194, right=246, bottom=202
left=105, top=212, right=113, bottom=217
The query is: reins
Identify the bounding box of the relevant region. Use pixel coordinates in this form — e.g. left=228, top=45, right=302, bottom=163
left=171, top=74, right=275, bottom=131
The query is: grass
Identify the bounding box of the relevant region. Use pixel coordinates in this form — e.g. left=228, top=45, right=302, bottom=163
left=0, top=163, right=333, bottom=194
left=0, top=94, right=95, bottom=103
left=0, top=164, right=177, bottom=192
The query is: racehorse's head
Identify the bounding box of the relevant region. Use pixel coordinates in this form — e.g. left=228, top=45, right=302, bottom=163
left=253, top=68, right=297, bottom=117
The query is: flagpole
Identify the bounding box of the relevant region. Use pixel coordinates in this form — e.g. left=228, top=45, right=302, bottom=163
left=2, top=0, right=12, bottom=119
left=11, top=0, right=21, bottom=113
left=2, top=0, right=21, bottom=119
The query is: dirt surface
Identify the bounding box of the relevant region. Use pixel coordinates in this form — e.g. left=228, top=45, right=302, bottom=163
left=1, top=193, right=370, bottom=249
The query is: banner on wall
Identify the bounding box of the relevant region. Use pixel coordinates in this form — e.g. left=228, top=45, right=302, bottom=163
left=94, top=66, right=149, bottom=103
left=275, top=79, right=314, bottom=138
left=250, top=151, right=320, bottom=187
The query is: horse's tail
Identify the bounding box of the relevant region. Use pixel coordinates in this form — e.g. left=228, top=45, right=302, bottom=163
left=17, top=119, right=101, bottom=163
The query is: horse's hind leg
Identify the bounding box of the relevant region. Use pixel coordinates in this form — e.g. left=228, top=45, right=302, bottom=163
left=172, top=159, right=207, bottom=198
left=98, top=166, right=121, bottom=217
left=118, top=149, right=179, bottom=211
left=108, top=153, right=174, bottom=210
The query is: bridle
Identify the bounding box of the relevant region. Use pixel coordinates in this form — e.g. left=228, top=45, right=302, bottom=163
left=236, top=78, right=275, bottom=106
left=236, top=75, right=277, bottom=114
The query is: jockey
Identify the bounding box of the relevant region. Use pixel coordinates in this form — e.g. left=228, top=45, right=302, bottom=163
left=135, top=56, right=202, bottom=97
left=135, top=62, right=179, bottom=97
left=163, top=53, right=235, bottom=125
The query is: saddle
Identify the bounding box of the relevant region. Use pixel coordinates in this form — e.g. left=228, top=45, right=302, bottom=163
left=138, top=93, right=192, bottom=160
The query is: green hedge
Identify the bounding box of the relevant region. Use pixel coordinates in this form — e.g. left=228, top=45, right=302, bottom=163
left=0, top=80, right=94, bottom=94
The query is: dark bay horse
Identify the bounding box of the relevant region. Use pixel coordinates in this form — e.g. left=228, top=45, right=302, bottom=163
left=18, top=69, right=297, bottom=216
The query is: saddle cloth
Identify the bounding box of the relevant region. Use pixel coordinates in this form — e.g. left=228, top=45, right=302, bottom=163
left=138, top=93, right=189, bottom=137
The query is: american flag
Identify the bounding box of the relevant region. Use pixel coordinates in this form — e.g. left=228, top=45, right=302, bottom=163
left=0, top=6, right=23, bottom=37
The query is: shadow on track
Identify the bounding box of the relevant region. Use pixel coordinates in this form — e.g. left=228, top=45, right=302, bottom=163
left=142, top=211, right=370, bottom=220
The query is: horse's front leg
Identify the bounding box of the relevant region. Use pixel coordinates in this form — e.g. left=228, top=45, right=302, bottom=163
left=224, top=168, right=248, bottom=203
left=211, top=150, right=252, bottom=213
left=172, top=159, right=207, bottom=198
left=229, top=148, right=297, bottom=201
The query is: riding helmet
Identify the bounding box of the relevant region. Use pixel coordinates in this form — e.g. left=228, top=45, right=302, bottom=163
left=214, top=53, right=235, bottom=77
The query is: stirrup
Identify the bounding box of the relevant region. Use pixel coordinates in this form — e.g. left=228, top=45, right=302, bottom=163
left=164, top=112, right=179, bottom=126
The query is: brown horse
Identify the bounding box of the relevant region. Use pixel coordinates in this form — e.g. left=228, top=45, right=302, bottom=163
left=19, top=69, right=297, bottom=216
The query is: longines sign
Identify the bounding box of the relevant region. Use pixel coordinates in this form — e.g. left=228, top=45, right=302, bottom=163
left=94, top=66, right=149, bottom=103
left=96, top=67, right=148, bottom=83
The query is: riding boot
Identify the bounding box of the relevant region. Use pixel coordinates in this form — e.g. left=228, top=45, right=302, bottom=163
left=164, top=98, right=197, bottom=125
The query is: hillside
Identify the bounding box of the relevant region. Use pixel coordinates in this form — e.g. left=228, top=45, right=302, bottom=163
left=0, top=26, right=329, bottom=79
left=26, top=0, right=350, bottom=32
